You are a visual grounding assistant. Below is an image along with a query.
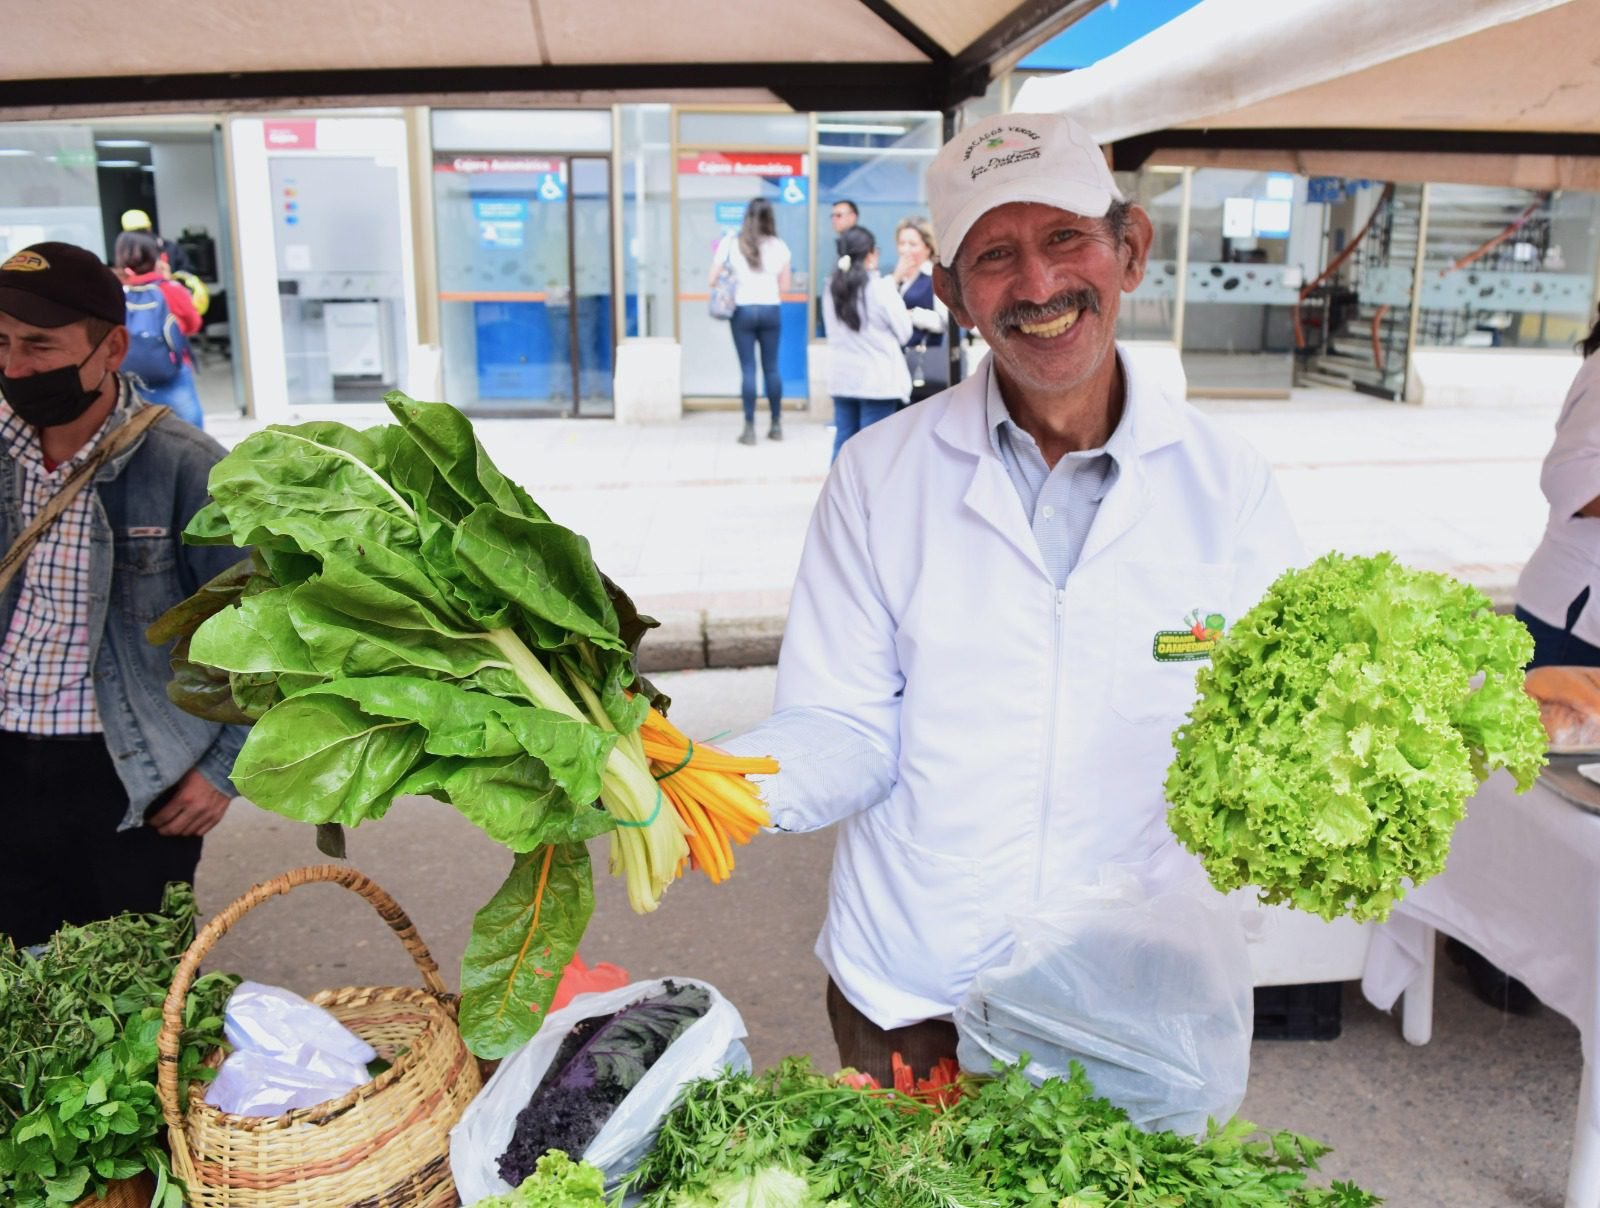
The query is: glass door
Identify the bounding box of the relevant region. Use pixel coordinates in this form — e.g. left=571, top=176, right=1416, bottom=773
left=676, top=149, right=810, bottom=401
left=433, top=152, right=614, bottom=416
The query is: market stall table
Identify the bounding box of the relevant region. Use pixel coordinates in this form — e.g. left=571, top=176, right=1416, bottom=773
left=1361, top=767, right=1600, bottom=1208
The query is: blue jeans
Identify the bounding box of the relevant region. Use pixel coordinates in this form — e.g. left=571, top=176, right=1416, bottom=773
left=140, top=362, right=205, bottom=429
left=831, top=397, right=900, bottom=463
left=1517, top=592, right=1600, bottom=668
left=730, top=305, right=782, bottom=424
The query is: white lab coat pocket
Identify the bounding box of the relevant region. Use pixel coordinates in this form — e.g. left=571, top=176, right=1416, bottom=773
left=1110, top=560, right=1236, bottom=723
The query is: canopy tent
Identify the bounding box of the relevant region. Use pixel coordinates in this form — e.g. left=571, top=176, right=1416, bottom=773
left=0, top=0, right=1102, bottom=121
left=1013, top=0, right=1600, bottom=189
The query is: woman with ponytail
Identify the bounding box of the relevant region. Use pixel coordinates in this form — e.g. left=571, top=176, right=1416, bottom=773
left=821, top=226, right=913, bottom=463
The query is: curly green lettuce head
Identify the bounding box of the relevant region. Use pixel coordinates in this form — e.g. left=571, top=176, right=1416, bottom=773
left=1165, top=552, right=1547, bottom=922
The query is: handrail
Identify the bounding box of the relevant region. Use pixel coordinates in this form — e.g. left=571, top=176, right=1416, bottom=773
left=1439, top=193, right=1549, bottom=276
left=1292, top=182, right=1396, bottom=350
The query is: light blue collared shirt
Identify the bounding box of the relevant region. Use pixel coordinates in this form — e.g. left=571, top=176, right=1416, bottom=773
left=985, top=360, right=1129, bottom=589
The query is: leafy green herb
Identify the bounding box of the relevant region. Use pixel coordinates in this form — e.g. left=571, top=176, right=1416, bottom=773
left=474, top=1149, right=606, bottom=1207
left=625, top=1059, right=1380, bottom=1208
left=0, top=884, right=237, bottom=1208
left=150, top=394, right=689, bottom=1058
left=1166, top=552, right=1547, bottom=922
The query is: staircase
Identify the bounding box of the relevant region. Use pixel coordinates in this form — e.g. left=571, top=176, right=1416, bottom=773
left=1295, top=183, right=1555, bottom=398
left=1296, top=184, right=1422, bottom=399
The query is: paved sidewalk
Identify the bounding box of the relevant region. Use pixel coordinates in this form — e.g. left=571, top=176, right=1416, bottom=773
left=206, top=386, right=1562, bottom=668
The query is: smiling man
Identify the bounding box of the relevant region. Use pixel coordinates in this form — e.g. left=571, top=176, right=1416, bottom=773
left=723, top=114, right=1304, bottom=1083
left=0, top=242, right=244, bottom=947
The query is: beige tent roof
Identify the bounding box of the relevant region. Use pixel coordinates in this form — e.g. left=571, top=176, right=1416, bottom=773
left=0, top=0, right=1101, bottom=121
left=1013, top=0, right=1600, bottom=188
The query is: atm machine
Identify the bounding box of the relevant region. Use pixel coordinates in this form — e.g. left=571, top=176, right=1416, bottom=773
left=269, top=157, right=406, bottom=402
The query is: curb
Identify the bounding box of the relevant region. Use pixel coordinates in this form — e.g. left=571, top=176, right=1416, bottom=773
left=637, top=609, right=786, bottom=674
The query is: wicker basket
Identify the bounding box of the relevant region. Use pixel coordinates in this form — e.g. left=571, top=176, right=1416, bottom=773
left=71, top=1172, right=155, bottom=1208
left=157, top=865, right=483, bottom=1208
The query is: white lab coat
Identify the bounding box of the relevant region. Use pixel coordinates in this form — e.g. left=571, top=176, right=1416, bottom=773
left=774, top=351, right=1303, bottom=1028
left=1516, top=354, right=1600, bottom=646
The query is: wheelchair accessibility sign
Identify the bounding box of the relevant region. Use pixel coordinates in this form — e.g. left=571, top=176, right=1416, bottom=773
left=778, top=176, right=807, bottom=205
left=536, top=172, right=566, bottom=202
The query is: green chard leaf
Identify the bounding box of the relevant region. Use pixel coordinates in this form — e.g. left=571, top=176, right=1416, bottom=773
left=459, top=844, right=593, bottom=1060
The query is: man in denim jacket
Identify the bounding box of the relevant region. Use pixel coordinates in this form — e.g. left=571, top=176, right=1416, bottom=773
left=0, top=242, right=245, bottom=946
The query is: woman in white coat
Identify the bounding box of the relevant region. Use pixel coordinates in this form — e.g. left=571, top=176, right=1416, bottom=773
left=821, top=227, right=913, bottom=463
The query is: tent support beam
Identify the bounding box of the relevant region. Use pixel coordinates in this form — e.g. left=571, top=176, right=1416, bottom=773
left=1111, top=126, right=1600, bottom=171
left=0, top=61, right=962, bottom=116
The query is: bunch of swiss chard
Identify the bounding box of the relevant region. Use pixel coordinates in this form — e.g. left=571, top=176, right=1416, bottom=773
left=0, top=884, right=236, bottom=1208
left=625, top=1057, right=1380, bottom=1207
left=1166, top=551, right=1547, bottom=922
left=148, top=394, right=687, bottom=1059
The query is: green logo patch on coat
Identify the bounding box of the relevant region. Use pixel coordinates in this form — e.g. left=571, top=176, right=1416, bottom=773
left=1152, top=610, right=1226, bottom=662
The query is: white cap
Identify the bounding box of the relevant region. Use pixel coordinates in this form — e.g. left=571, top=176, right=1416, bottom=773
left=927, top=112, right=1124, bottom=267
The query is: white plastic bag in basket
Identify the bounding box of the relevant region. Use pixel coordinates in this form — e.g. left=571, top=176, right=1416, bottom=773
left=204, top=981, right=375, bottom=1116
left=450, top=977, right=749, bottom=1204
left=953, top=866, right=1253, bottom=1138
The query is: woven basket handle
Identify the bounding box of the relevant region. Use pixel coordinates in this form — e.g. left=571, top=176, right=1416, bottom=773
left=157, top=864, right=448, bottom=1133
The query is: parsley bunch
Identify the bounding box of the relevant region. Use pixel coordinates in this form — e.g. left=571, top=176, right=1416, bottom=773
left=0, top=884, right=236, bottom=1208
left=625, top=1059, right=1380, bottom=1207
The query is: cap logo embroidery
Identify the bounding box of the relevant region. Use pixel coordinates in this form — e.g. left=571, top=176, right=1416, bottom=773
left=962, top=124, right=1043, bottom=180
left=1, top=250, right=49, bottom=272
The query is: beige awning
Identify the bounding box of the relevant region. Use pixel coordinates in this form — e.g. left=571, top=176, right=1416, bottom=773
left=1012, top=0, right=1600, bottom=188
left=0, top=0, right=1103, bottom=121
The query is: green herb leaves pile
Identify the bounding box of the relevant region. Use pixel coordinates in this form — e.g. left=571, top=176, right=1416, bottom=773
left=626, top=1059, right=1380, bottom=1207
left=0, top=885, right=236, bottom=1208
left=1166, top=552, right=1547, bottom=921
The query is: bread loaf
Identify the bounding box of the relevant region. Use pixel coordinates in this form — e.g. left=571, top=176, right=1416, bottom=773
left=1525, top=665, right=1600, bottom=750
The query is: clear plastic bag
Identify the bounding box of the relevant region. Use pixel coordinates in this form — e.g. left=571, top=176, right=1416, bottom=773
left=953, top=868, right=1253, bottom=1137
left=450, top=977, right=749, bottom=1203
left=204, top=981, right=376, bottom=1116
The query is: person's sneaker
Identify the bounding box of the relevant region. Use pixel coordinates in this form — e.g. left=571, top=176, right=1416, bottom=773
left=737, top=422, right=757, bottom=446
left=768, top=420, right=784, bottom=441
left=1445, top=937, right=1539, bottom=1014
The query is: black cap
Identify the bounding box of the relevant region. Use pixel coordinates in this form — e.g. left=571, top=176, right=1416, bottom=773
left=0, top=242, right=125, bottom=329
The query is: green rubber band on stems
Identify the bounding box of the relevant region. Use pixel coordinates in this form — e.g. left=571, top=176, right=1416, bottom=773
left=615, top=786, right=665, bottom=829
left=652, top=739, right=695, bottom=782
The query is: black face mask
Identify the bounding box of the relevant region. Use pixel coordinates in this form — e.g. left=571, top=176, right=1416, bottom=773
left=0, top=334, right=111, bottom=429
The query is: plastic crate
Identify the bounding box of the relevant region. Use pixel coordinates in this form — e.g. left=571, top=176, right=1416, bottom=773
left=1253, top=981, right=1343, bottom=1041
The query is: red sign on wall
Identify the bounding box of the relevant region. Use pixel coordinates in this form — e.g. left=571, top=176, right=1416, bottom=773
left=263, top=120, right=317, bottom=150
left=434, top=155, right=561, bottom=175
left=677, top=152, right=806, bottom=178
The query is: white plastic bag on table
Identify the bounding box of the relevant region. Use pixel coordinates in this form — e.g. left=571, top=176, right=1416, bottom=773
left=450, top=977, right=749, bottom=1203
left=953, top=866, right=1252, bottom=1137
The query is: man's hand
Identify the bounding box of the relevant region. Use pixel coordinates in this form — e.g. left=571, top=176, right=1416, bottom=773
left=147, top=768, right=232, bottom=837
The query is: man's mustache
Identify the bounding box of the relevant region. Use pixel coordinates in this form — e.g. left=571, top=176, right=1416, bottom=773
left=995, top=288, right=1100, bottom=332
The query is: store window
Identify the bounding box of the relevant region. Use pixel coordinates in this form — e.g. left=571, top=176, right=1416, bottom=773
left=1414, top=185, right=1600, bottom=351
left=430, top=110, right=615, bottom=415
left=814, top=112, right=941, bottom=275
left=1180, top=168, right=1303, bottom=393
left=675, top=110, right=812, bottom=402
left=1114, top=167, right=1184, bottom=344
left=0, top=124, right=104, bottom=257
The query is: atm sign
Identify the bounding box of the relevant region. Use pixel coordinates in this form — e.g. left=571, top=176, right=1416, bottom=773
left=678, top=153, right=806, bottom=178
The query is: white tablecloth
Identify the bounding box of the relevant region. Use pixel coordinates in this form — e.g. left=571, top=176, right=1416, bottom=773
left=1362, top=768, right=1600, bottom=1206
left=1362, top=769, right=1600, bottom=1092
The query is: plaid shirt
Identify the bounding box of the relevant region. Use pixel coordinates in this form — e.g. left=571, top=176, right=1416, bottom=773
left=0, top=378, right=139, bottom=734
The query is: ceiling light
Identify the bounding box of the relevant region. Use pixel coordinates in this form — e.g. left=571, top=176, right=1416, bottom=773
left=817, top=122, right=909, bottom=136
left=0, top=148, right=33, bottom=157
left=97, top=159, right=143, bottom=168
left=95, top=139, right=152, bottom=148
left=140, top=165, right=156, bottom=172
